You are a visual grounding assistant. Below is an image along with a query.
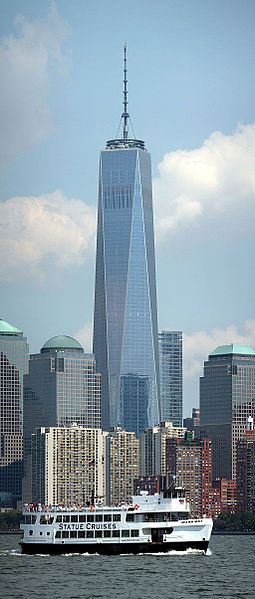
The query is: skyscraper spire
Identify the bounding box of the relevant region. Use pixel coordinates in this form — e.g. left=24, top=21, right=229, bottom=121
left=122, top=42, right=129, bottom=140
left=106, top=44, right=145, bottom=150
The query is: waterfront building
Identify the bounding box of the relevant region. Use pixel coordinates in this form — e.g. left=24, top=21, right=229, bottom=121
left=0, top=319, right=29, bottom=503
left=93, top=45, right=160, bottom=432
left=31, top=425, right=107, bottom=506
left=106, top=427, right=139, bottom=505
left=199, top=344, right=255, bottom=480
left=175, top=438, right=212, bottom=518
left=23, top=335, right=101, bottom=501
left=236, top=418, right=255, bottom=512
left=159, top=331, right=183, bottom=426
left=139, top=421, right=186, bottom=479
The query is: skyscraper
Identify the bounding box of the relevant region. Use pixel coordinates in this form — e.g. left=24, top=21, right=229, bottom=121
left=0, top=319, right=29, bottom=503
left=93, top=46, right=160, bottom=432
left=159, top=330, right=183, bottom=426
left=31, top=424, right=106, bottom=506
left=23, top=335, right=101, bottom=501
left=199, top=344, right=255, bottom=480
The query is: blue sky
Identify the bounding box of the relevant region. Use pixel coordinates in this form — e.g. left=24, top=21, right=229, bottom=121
left=1, top=0, right=255, bottom=415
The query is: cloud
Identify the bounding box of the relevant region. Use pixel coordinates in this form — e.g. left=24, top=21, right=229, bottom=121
left=0, top=3, right=69, bottom=166
left=0, top=191, right=96, bottom=282
left=184, top=320, right=255, bottom=380
left=154, top=123, right=255, bottom=241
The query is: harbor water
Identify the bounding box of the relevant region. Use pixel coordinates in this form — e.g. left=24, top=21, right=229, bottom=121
left=0, top=533, right=254, bottom=598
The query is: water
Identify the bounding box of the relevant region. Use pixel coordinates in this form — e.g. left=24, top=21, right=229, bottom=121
left=0, top=534, right=254, bottom=598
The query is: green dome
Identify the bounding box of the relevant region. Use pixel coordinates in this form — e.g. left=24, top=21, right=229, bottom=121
left=0, top=319, right=22, bottom=335
left=210, top=343, right=255, bottom=357
left=42, top=335, right=83, bottom=352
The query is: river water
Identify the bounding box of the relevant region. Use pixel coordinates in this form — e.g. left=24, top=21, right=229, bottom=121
left=0, top=534, right=254, bottom=598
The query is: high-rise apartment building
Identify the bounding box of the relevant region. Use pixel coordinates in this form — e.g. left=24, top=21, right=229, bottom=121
left=236, top=419, right=255, bottom=513
left=93, top=46, right=160, bottom=433
left=0, top=319, right=29, bottom=502
left=106, top=427, right=139, bottom=505
left=159, top=331, right=183, bottom=426
left=199, top=344, right=255, bottom=480
left=31, top=425, right=106, bottom=506
left=23, top=335, right=101, bottom=501
left=175, top=438, right=212, bottom=518
left=139, top=421, right=186, bottom=479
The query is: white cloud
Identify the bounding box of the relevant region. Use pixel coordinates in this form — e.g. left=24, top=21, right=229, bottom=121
left=154, top=123, right=255, bottom=240
left=74, top=323, right=93, bottom=353
left=0, top=191, right=96, bottom=282
left=184, top=320, right=255, bottom=380
left=0, top=3, right=69, bottom=166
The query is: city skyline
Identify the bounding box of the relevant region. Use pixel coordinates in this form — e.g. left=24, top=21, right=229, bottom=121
left=1, top=1, right=255, bottom=415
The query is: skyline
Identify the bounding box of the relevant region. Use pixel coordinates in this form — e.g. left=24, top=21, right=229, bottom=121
left=1, top=1, right=255, bottom=415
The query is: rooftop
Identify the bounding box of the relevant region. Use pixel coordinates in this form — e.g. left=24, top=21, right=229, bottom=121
left=41, top=335, right=83, bottom=352
left=0, top=319, right=22, bottom=335
left=210, top=343, right=255, bottom=357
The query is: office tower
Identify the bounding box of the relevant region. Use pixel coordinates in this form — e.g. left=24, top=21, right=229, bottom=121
left=93, top=46, right=160, bottom=432
left=31, top=425, right=107, bottom=506
left=236, top=418, right=255, bottom=512
left=139, top=421, right=186, bottom=479
left=106, top=427, right=139, bottom=505
left=183, top=408, right=200, bottom=432
left=199, top=344, right=255, bottom=480
left=23, top=335, right=101, bottom=501
left=0, top=319, right=29, bottom=503
left=175, top=438, right=212, bottom=518
left=159, top=331, right=183, bottom=426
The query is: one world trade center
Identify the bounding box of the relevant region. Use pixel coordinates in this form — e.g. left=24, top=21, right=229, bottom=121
left=93, top=46, right=160, bottom=435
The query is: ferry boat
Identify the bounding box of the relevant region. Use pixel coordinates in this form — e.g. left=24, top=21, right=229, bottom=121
left=20, top=488, right=213, bottom=555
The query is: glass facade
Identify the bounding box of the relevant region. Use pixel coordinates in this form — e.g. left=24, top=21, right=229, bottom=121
left=159, top=331, right=183, bottom=426
left=93, top=146, right=160, bottom=432
left=0, top=324, right=29, bottom=500
left=199, top=347, right=255, bottom=479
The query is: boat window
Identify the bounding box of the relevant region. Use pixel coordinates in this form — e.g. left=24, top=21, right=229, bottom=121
left=95, top=530, right=102, bottom=538
left=103, top=530, right=111, bottom=538
left=87, top=530, right=94, bottom=538
left=56, top=515, right=62, bottom=523
left=55, top=531, right=61, bottom=539
left=87, top=514, right=94, bottom=522
left=62, top=531, right=69, bottom=538
left=71, top=515, right=78, bottom=523
left=104, top=514, right=111, bottom=522
left=63, top=515, right=70, bottom=523
left=126, top=514, right=134, bottom=522
left=47, top=532, right=50, bottom=536
left=70, top=531, right=77, bottom=539
left=78, top=531, right=85, bottom=539
left=79, top=515, right=86, bottom=523
left=112, top=530, right=120, bottom=537
left=131, top=530, right=139, bottom=537
left=40, top=515, right=54, bottom=525
left=29, top=530, right=33, bottom=536
left=121, top=530, right=129, bottom=537
left=113, top=514, right=121, bottom=522
left=32, top=515, right=36, bottom=524
left=95, top=514, right=103, bottom=522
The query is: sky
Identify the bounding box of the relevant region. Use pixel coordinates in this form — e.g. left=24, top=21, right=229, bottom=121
left=1, top=0, right=255, bottom=416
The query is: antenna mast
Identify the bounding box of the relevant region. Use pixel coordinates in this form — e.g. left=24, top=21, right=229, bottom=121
left=122, top=43, right=129, bottom=140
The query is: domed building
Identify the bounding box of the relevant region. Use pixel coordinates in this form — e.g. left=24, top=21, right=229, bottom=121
left=23, top=335, right=101, bottom=502
left=0, top=319, right=29, bottom=503
left=199, top=343, right=255, bottom=480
